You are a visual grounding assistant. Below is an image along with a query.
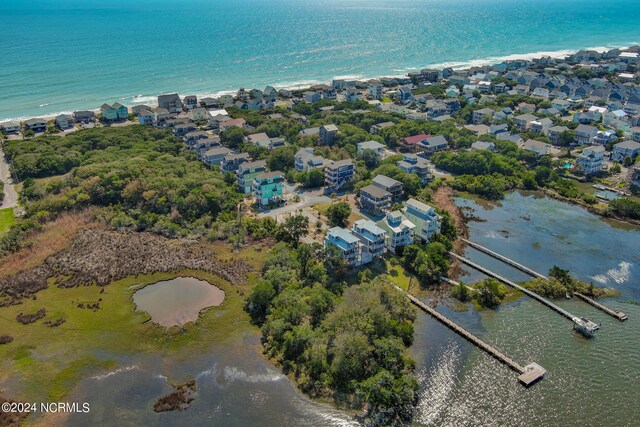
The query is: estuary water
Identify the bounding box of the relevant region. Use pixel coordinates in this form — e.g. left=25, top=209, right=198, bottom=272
left=61, top=192, right=639, bottom=426
left=1, top=0, right=640, bottom=120
left=132, top=277, right=225, bottom=328
left=412, top=192, right=640, bottom=426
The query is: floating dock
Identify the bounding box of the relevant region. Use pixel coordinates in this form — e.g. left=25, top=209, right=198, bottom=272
left=459, top=239, right=628, bottom=322
left=397, top=286, right=544, bottom=387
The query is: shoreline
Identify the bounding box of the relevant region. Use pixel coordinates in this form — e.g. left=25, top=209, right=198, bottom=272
left=1, top=41, right=637, bottom=123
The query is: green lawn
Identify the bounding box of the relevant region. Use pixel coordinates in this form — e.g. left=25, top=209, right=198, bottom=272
left=0, top=207, right=15, bottom=234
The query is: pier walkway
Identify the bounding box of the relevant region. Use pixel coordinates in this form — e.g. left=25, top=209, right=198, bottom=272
left=450, top=252, right=577, bottom=321
left=395, top=286, right=545, bottom=386
left=459, top=239, right=627, bottom=322
left=460, top=238, right=547, bottom=279
left=575, top=293, right=628, bottom=321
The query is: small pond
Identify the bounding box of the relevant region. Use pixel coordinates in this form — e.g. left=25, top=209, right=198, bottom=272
left=133, top=277, right=225, bottom=327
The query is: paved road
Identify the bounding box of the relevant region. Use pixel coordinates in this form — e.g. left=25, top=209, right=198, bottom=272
left=0, top=145, right=18, bottom=208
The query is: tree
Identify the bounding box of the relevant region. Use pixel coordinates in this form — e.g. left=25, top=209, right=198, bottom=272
left=360, top=149, right=380, bottom=169
left=326, top=201, right=351, bottom=228
left=324, top=244, right=349, bottom=279
left=245, top=282, right=276, bottom=323
left=623, top=156, right=633, bottom=167
left=222, top=126, right=245, bottom=148
left=278, top=213, right=309, bottom=247
left=267, top=146, right=297, bottom=171
left=474, top=278, right=505, bottom=308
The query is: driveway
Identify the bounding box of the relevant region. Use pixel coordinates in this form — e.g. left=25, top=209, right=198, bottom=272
left=0, top=144, right=18, bottom=208
left=258, top=185, right=331, bottom=220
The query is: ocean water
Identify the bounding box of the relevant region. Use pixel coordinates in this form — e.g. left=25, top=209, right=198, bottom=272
left=1, top=0, right=639, bottom=120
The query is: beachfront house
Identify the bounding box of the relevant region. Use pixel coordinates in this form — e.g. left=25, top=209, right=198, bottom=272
left=403, top=198, right=441, bottom=242
left=359, top=184, right=391, bottom=215
left=324, top=159, right=354, bottom=192
left=294, top=147, right=325, bottom=172
left=202, top=146, right=232, bottom=167
left=324, top=227, right=372, bottom=267
left=158, top=93, right=183, bottom=113
left=351, top=220, right=387, bottom=259
left=376, top=210, right=415, bottom=252
left=577, top=146, right=605, bottom=175
left=237, top=160, right=267, bottom=194
left=138, top=109, right=157, bottom=126
left=252, top=171, right=285, bottom=207
left=183, top=95, right=198, bottom=109
left=73, top=110, right=95, bottom=124
left=24, top=118, right=46, bottom=133
left=357, top=140, right=386, bottom=156
left=55, top=114, right=75, bottom=129
left=0, top=121, right=21, bottom=134
left=100, top=103, right=128, bottom=122
left=612, top=140, right=640, bottom=162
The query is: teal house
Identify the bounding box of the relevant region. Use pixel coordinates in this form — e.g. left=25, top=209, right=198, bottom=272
left=100, top=102, right=129, bottom=122
left=252, top=171, right=284, bottom=206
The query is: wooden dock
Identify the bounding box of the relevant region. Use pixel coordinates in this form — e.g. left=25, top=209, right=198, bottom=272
left=575, top=292, right=627, bottom=321
left=450, top=252, right=578, bottom=321
left=460, top=240, right=629, bottom=322
left=461, top=238, right=548, bottom=279
left=396, top=286, right=544, bottom=387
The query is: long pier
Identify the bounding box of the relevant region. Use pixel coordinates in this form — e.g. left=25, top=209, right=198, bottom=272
left=460, top=238, right=547, bottom=279
left=450, top=252, right=577, bottom=321
left=460, top=239, right=627, bottom=322
left=575, top=292, right=628, bottom=321
left=396, top=286, right=545, bottom=386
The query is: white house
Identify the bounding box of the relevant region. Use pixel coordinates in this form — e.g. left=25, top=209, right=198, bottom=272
left=612, top=140, right=640, bottom=162
left=357, top=140, right=386, bottom=156
left=577, top=146, right=605, bottom=175
left=376, top=211, right=415, bottom=252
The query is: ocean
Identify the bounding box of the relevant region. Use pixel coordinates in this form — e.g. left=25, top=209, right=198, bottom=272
left=1, top=0, right=639, bottom=121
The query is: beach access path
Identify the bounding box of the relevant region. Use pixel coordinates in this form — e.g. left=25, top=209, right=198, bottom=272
left=0, top=143, right=18, bottom=209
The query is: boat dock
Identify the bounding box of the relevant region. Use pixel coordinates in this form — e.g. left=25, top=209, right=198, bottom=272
left=575, top=292, right=627, bottom=321
left=450, top=252, right=578, bottom=321
left=397, top=286, right=545, bottom=386
left=459, top=239, right=628, bottom=322
left=460, top=238, right=547, bottom=279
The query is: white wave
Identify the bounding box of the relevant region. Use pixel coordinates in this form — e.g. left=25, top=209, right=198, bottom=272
left=484, top=230, right=504, bottom=239
left=427, top=42, right=637, bottom=71
left=223, top=366, right=284, bottom=383
left=606, top=261, right=632, bottom=285
left=590, top=261, right=633, bottom=285
left=590, top=274, right=609, bottom=285
left=91, top=365, right=139, bottom=381
left=4, top=42, right=637, bottom=122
